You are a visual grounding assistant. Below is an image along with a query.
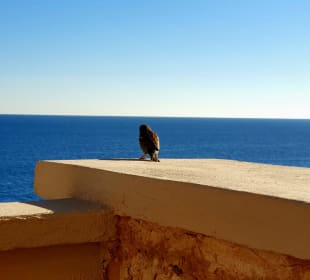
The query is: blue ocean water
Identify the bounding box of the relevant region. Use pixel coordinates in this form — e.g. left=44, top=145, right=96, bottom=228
left=1, top=115, right=310, bottom=202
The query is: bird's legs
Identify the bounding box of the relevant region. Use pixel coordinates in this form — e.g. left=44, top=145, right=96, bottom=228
left=151, top=152, right=160, bottom=162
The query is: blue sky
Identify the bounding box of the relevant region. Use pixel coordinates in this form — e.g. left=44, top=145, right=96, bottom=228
left=1, top=0, right=309, bottom=118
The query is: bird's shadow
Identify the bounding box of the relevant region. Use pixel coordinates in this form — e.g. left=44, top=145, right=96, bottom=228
left=97, top=158, right=156, bottom=162
left=98, top=158, right=151, bottom=161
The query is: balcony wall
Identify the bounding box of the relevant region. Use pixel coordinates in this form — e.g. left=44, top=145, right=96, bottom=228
left=1, top=159, right=310, bottom=279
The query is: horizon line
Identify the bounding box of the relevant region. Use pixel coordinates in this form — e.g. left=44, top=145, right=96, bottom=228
left=0, top=113, right=309, bottom=120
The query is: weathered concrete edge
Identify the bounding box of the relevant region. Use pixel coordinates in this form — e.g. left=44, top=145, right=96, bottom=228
left=0, top=198, right=115, bottom=251
left=34, top=161, right=310, bottom=260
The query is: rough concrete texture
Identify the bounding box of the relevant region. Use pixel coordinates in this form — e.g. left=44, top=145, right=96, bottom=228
left=109, top=217, right=310, bottom=280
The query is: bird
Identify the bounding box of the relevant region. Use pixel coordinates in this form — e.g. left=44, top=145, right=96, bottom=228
left=139, top=124, right=160, bottom=162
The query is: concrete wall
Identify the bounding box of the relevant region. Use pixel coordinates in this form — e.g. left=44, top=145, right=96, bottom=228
left=0, top=199, right=116, bottom=279
left=1, top=159, right=310, bottom=279
left=0, top=243, right=104, bottom=280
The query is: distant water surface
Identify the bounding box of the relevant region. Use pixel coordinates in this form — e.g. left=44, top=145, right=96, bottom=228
left=1, top=115, right=310, bottom=202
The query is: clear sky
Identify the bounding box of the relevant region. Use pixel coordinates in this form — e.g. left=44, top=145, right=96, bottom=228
left=1, top=0, right=309, bottom=118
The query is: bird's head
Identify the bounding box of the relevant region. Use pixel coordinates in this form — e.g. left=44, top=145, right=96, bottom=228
left=139, top=124, right=151, bottom=134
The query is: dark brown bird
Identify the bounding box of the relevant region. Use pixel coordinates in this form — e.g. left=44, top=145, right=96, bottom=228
left=139, top=124, right=160, bottom=162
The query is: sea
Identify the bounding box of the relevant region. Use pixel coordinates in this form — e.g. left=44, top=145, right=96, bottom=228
left=1, top=115, right=310, bottom=202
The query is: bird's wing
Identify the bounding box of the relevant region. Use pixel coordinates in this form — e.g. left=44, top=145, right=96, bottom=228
left=154, top=133, right=160, bottom=150
left=147, top=130, right=160, bottom=151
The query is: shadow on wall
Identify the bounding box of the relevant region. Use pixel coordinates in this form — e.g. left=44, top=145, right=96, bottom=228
left=23, top=198, right=104, bottom=213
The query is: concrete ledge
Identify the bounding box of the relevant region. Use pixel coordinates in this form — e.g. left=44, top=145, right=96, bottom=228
left=34, top=159, right=310, bottom=260
left=0, top=198, right=115, bottom=251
